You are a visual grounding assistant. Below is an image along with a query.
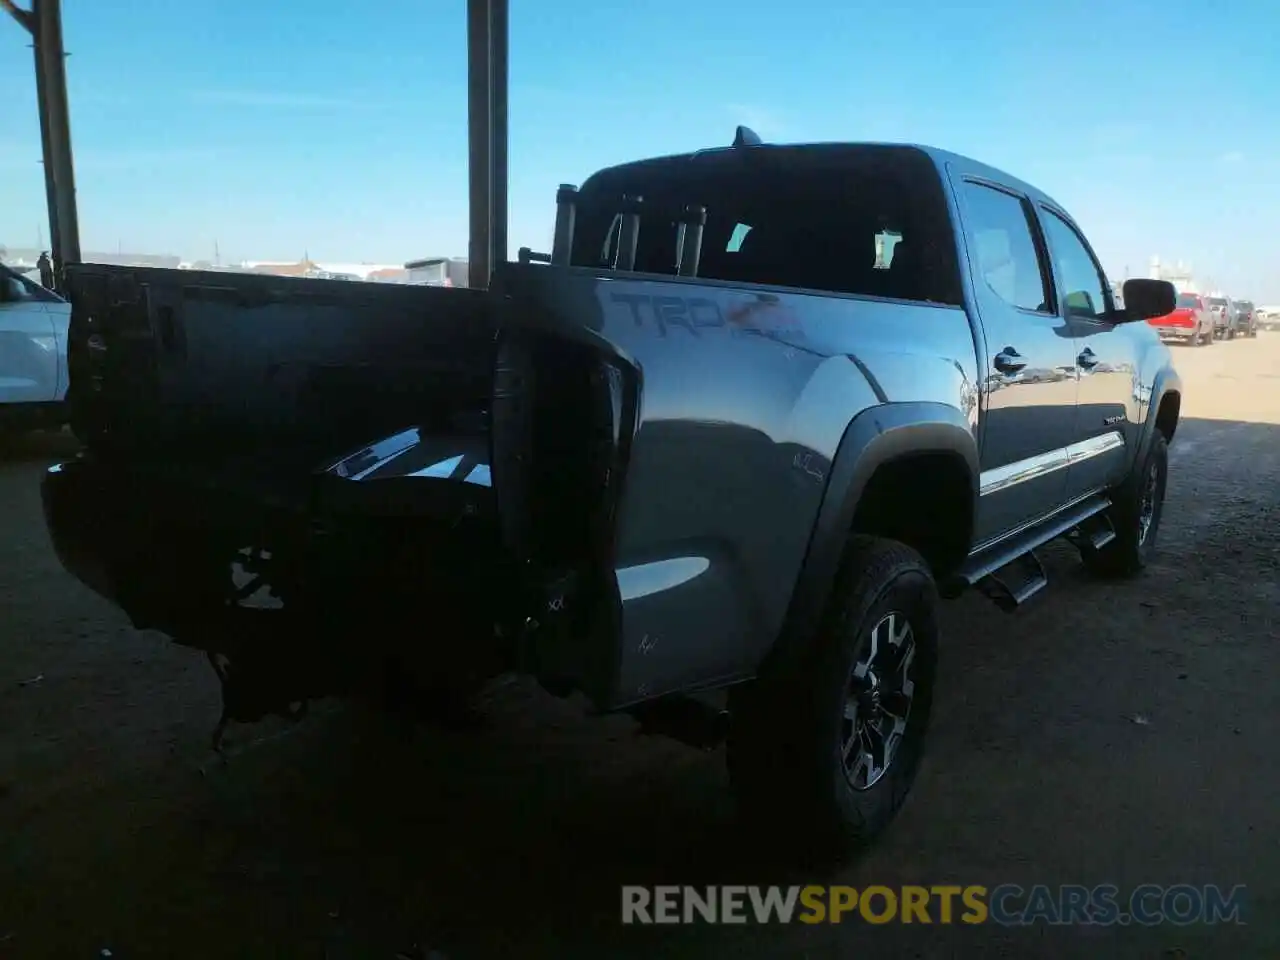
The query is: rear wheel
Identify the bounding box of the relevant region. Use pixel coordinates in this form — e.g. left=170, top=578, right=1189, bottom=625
left=728, top=536, right=939, bottom=864
left=1081, top=432, right=1169, bottom=578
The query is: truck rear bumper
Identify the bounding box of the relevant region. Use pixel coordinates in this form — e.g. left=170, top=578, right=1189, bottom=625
left=39, top=421, right=630, bottom=712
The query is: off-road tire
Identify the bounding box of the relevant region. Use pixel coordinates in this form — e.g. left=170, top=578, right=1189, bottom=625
left=1082, top=432, right=1169, bottom=578
left=727, top=536, right=939, bottom=866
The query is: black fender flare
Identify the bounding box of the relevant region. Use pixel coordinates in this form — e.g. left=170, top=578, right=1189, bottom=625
left=765, top=401, right=979, bottom=671
left=1133, top=366, right=1182, bottom=473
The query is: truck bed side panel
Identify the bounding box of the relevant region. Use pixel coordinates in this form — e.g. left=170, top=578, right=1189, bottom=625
left=499, top=265, right=979, bottom=706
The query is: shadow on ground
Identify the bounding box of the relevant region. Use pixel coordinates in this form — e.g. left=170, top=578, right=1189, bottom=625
left=0, top=427, right=82, bottom=464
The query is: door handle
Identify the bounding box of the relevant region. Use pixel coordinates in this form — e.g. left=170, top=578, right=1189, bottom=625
left=993, top=347, right=1026, bottom=373
left=1077, top=348, right=1099, bottom=370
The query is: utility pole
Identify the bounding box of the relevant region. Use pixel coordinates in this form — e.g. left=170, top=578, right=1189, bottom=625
left=3, top=0, right=81, bottom=292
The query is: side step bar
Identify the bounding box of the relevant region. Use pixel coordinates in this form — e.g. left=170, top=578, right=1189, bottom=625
left=1067, top=511, right=1117, bottom=551
left=976, top=551, right=1047, bottom=612
left=947, top=492, right=1114, bottom=611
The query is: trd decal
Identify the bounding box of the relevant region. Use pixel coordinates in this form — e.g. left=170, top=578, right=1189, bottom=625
left=610, top=292, right=804, bottom=340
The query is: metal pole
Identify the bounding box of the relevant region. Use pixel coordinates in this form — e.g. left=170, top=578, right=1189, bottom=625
left=466, top=0, right=507, bottom=290
left=1, top=1, right=64, bottom=277
left=32, top=0, right=80, bottom=286
left=30, top=15, right=62, bottom=271
left=490, top=0, right=507, bottom=272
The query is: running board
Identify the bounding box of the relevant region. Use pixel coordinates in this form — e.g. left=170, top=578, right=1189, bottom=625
left=627, top=694, right=730, bottom=751
left=946, top=492, right=1114, bottom=605
left=1066, top=511, right=1117, bottom=551
left=976, top=550, right=1047, bottom=612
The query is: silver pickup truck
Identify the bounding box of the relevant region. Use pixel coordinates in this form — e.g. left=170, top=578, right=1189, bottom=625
left=1, top=262, right=69, bottom=435
left=42, top=131, right=1180, bottom=863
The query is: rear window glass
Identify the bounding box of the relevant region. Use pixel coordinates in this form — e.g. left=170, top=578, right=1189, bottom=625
left=1176, top=294, right=1199, bottom=308
left=1207, top=297, right=1228, bottom=307
left=570, top=146, right=963, bottom=306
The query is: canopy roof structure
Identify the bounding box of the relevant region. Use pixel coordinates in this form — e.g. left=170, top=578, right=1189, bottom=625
left=4, top=0, right=510, bottom=290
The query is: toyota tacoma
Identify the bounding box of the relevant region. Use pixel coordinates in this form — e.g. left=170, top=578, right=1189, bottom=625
left=42, top=130, right=1181, bottom=861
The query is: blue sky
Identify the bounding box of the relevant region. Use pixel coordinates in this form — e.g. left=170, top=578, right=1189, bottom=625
left=1, top=0, right=1276, bottom=297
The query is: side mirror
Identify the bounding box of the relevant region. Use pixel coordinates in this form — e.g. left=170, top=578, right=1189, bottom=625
left=1121, top=278, right=1176, bottom=321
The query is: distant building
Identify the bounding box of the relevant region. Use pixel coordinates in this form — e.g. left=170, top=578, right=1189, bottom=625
left=405, top=257, right=468, bottom=287
left=236, top=259, right=398, bottom=281
left=366, top=266, right=411, bottom=283
left=1148, top=255, right=1201, bottom=294
left=245, top=259, right=320, bottom=278
left=1, top=245, right=180, bottom=270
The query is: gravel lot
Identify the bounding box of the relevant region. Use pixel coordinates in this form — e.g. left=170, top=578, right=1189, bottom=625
left=1, top=334, right=1277, bottom=959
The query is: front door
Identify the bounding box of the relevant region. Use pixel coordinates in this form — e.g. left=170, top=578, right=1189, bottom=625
left=1036, top=206, right=1132, bottom=501
left=955, top=179, right=1080, bottom=546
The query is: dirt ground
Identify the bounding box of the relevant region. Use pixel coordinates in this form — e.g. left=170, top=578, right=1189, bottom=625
left=1, top=334, right=1277, bottom=959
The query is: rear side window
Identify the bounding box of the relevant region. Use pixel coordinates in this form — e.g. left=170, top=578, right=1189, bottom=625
left=571, top=146, right=963, bottom=306
left=960, top=182, right=1050, bottom=313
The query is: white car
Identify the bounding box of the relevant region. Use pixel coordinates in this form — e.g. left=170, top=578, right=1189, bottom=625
left=1257, top=305, right=1280, bottom=330
left=1, top=262, right=70, bottom=435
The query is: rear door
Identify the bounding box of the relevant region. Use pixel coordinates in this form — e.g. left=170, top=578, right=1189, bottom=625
left=1035, top=205, right=1131, bottom=501
left=0, top=265, right=60, bottom=404
left=956, top=178, right=1080, bottom=545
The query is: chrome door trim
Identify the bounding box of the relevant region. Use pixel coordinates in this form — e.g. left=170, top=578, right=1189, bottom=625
left=979, top=430, right=1124, bottom=497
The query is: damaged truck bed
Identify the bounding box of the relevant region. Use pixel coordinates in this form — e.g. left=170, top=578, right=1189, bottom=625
left=42, top=131, right=1181, bottom=861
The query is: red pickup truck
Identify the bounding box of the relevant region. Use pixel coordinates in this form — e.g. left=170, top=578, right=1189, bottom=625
left=1147, top=292, right=1214, bottom=345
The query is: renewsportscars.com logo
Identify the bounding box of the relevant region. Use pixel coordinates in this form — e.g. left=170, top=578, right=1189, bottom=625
left=621, top=884, right=1248, bottom=927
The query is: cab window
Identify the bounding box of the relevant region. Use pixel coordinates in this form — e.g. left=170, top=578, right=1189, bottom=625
left=1039, top=209, right=1110, bottom=321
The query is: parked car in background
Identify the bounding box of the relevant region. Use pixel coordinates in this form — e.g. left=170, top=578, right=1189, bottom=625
left=1148, top=292, right=1214, bottom=345
left=1229, top=299, right=1257, bottom=338
left=1254, top=304, right=1280, bottom=331
left=1205, top=296, right=1231, bottom=338
left=0, top=262, right=70, bottom=436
